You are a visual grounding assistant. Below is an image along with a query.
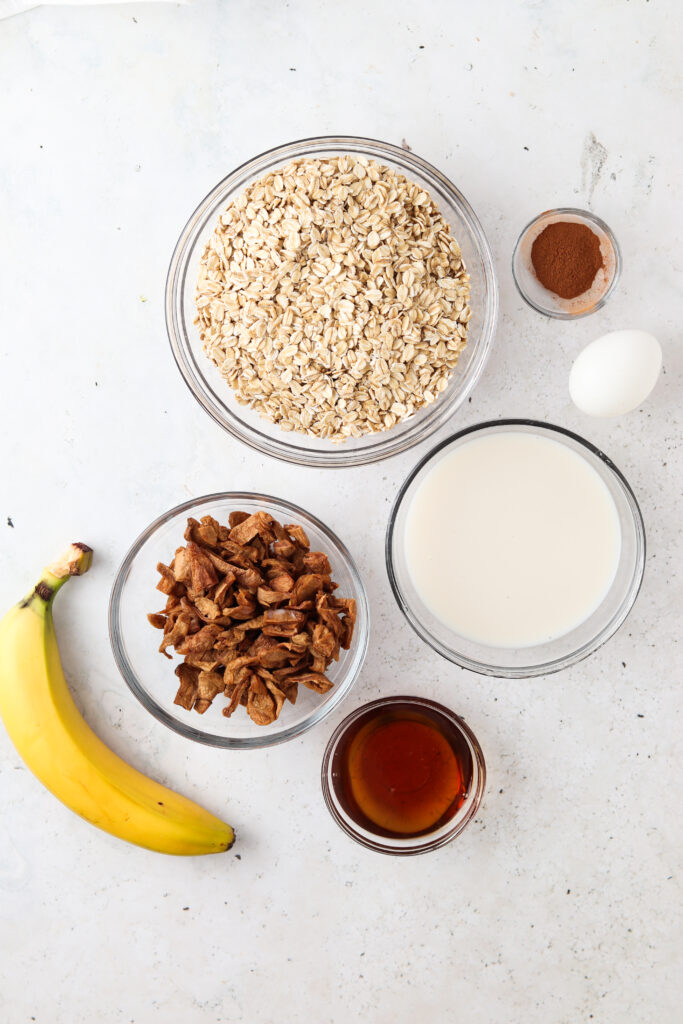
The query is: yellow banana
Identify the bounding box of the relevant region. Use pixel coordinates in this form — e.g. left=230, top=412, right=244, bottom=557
left=0, top=544, right=234, bottom=856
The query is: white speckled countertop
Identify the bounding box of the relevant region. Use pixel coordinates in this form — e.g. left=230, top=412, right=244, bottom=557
left=0, top=2, right=681, bottom=1022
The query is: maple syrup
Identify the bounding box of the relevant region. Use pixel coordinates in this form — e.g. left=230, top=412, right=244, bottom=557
left=330, top=700, right=474, bottom=839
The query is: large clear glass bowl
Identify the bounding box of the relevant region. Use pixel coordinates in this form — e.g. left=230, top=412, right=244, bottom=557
left=109, top=493, right=370, bottom=748
left=166, top=136, right=498, bottom=468
left=386, top=420, right=646, bottom=678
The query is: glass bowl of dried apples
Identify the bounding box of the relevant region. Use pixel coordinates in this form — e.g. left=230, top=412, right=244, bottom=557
left=109, top=493, right=369, bottom=748
left=166, top=135, right=498, bottom=468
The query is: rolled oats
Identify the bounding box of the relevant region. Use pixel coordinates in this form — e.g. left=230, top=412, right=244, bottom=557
left=195, top=156, right=471, bottom=441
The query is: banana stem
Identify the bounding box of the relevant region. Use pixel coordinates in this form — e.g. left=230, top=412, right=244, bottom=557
left=46, top=544, right=93, bottom=580
left=22, top=544, right=93, bottom=613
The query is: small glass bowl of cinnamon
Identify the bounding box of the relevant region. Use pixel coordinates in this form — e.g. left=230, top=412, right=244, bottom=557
left=512, top=208, right=621, bottom=319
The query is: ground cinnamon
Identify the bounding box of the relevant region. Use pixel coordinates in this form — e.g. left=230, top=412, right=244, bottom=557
left=530, top=221, right=603, bottom=299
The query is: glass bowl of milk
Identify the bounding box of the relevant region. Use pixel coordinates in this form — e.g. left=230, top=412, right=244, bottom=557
left=386, top=420, right=645, bottom=677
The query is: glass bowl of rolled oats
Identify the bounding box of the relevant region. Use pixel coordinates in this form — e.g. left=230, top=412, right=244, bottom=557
left=109, top=493, right=370, bottom=748
left=166, top=136, right=498, bottom=467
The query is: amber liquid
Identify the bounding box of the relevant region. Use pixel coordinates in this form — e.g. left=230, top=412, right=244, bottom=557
left=332, top=703, right=473, bottom=839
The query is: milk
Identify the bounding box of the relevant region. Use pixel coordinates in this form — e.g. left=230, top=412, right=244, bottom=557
left=404, top=432, right=622, bottom=648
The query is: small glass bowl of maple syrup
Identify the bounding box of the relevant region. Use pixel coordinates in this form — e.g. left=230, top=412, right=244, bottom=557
left=321, top=696, right=486, bottom=855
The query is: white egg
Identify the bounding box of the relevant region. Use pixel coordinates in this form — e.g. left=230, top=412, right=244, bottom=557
left=569, top=329, right=662, bottom=417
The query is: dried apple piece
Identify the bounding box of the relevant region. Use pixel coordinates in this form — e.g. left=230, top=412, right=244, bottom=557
left=246, top=674, right=277, bottom=725
left=228, top=511, right=274, bottom=546
left=262, top=608, right=307, bottom=637
left=195, top=670, right=225, bottom=714
left=285, top=524, right=310, bottom=550
left=289, top=573, right=329, bottom=606
left=303, top=551, right=331, bottom=574
left=289, top=671, right=334, bottom=694
left=269, top=571, right=294, bottom=593
left=311, top=623, right=338, bottom=662
left=229, top=511, right=250, bottom=529
left=174, top=663, right=199, bottom=710
left=155, top=562, right=178, bottom=595
left=223, top=677, right=249, bottom=718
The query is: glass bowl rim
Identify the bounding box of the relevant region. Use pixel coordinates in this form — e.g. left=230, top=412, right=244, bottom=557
left=165, top=133, right=499, bottom=468
left=320, top=694, right=487, bottom=855
left=511, top=206, right=622, bottom=320
left=385, top=418, right=646, bottom=678
left=109, top=491, right=370, bottom=749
